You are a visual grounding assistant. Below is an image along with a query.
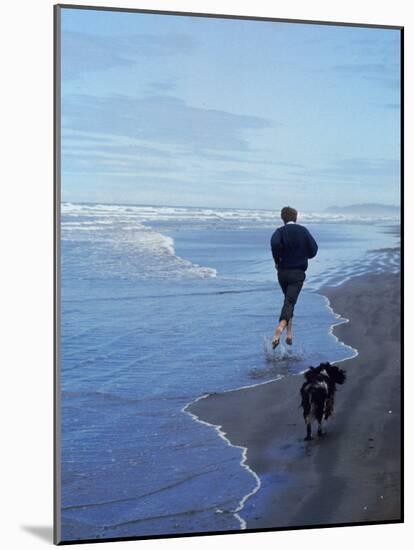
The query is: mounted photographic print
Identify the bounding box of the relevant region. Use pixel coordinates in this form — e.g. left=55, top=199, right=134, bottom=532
left=54, top=3, right=403, bottom=544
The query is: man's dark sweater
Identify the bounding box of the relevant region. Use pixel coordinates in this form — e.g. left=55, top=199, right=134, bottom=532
left=270, top=222, right=318, bottom=271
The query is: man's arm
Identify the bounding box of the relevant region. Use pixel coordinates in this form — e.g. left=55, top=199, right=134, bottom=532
left=270, top=229, right=283, bottom=267
left=306, top=228, right=318, bottom=259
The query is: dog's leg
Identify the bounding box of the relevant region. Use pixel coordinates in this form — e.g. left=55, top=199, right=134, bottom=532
left=315, top=402, right=325, bottom=437
left=301, top=386, right=313, bottom=441
left=304, top=416, right=312, bottom=441
left=324, top=397, right=334, bottom=420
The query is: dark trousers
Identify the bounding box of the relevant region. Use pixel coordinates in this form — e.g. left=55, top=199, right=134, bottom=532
left=277, top=269, right=306, bottom=322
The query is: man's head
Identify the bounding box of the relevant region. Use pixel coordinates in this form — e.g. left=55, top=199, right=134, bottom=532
left=281, top=206, right=298, bottom=224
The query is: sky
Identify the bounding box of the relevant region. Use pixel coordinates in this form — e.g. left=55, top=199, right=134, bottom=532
left=60, top=7, right=401, bottom=211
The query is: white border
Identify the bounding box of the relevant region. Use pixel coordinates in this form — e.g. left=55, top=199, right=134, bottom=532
left=2, top=1, right=410, bottom=549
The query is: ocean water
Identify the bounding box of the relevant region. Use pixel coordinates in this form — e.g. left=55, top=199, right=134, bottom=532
left=59, top=203, right=399, bottom=541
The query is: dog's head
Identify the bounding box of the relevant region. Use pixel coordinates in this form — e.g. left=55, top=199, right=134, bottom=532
left=319, top=362, right=347, bottom=385
left=303, top=366, right=323, bottom=383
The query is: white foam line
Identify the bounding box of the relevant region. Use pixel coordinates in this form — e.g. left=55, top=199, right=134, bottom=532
left=318, top=293, right=359, bottom=365
left=182, top=394, right=263, bottom=530
left=218, top=375, right=283, bottom=394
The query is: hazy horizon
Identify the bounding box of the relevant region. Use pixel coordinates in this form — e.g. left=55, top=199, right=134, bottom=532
left=61, top=199, right=400, bottom=213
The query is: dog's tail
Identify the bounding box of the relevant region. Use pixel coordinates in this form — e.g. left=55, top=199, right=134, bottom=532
left=328, top=365, right=347, bottom=385
left=336, top=369, right=347, bottom=385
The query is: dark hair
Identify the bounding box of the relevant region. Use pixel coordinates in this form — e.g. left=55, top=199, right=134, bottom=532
left=281, top=206, right=297, bottom=224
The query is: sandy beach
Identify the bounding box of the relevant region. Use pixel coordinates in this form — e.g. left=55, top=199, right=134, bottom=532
left=189, top=271, right=402, bottom=529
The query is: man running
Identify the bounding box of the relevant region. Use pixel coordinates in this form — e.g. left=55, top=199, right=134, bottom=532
left=270, top=206, right=318, bottom=348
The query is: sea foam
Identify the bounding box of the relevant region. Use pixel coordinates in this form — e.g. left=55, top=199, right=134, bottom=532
left=61, top=204, right=217, bottom=281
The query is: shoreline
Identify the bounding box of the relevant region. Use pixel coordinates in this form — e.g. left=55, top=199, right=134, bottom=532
left=182, top=394, right=262, bottom=530
left=188, top=270, right=401, bottom=529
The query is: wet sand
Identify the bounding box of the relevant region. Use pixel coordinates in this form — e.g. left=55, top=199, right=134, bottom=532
left=189, top=271, right=402, bottom=529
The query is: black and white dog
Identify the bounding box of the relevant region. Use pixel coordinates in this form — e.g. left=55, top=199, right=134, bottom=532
left=300, top=362, right=347, bottom=441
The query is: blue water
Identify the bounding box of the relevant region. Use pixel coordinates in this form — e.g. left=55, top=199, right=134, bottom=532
left=59, top=203, right=399, bottom=541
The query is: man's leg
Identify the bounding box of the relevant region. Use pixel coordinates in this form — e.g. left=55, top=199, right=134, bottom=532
left=272, top=271, right=289, bottom=348
left=286, top=319, right=293, bottom=345
left=272, top=319, right=287, bottom=348
left=273, top=271, right=305, bottom=348
left=280, top=270, right=305, bottom=320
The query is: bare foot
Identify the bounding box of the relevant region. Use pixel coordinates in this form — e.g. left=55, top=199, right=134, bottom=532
left=272, top=321, right=287, bottom=349
left=286, top=335, right=293, bottom=346
left=272, top=337, right=279, bottom=349
left=272, top=329, right=282, bottom=349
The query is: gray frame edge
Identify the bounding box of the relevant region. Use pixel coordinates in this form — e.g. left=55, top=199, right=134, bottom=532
left=55, top=3, right=403, bottom=30
left=54, top=3, right=62, bottom=546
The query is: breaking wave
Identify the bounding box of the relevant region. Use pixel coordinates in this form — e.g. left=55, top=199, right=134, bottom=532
left=61, top=203, right=217, bottom=281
